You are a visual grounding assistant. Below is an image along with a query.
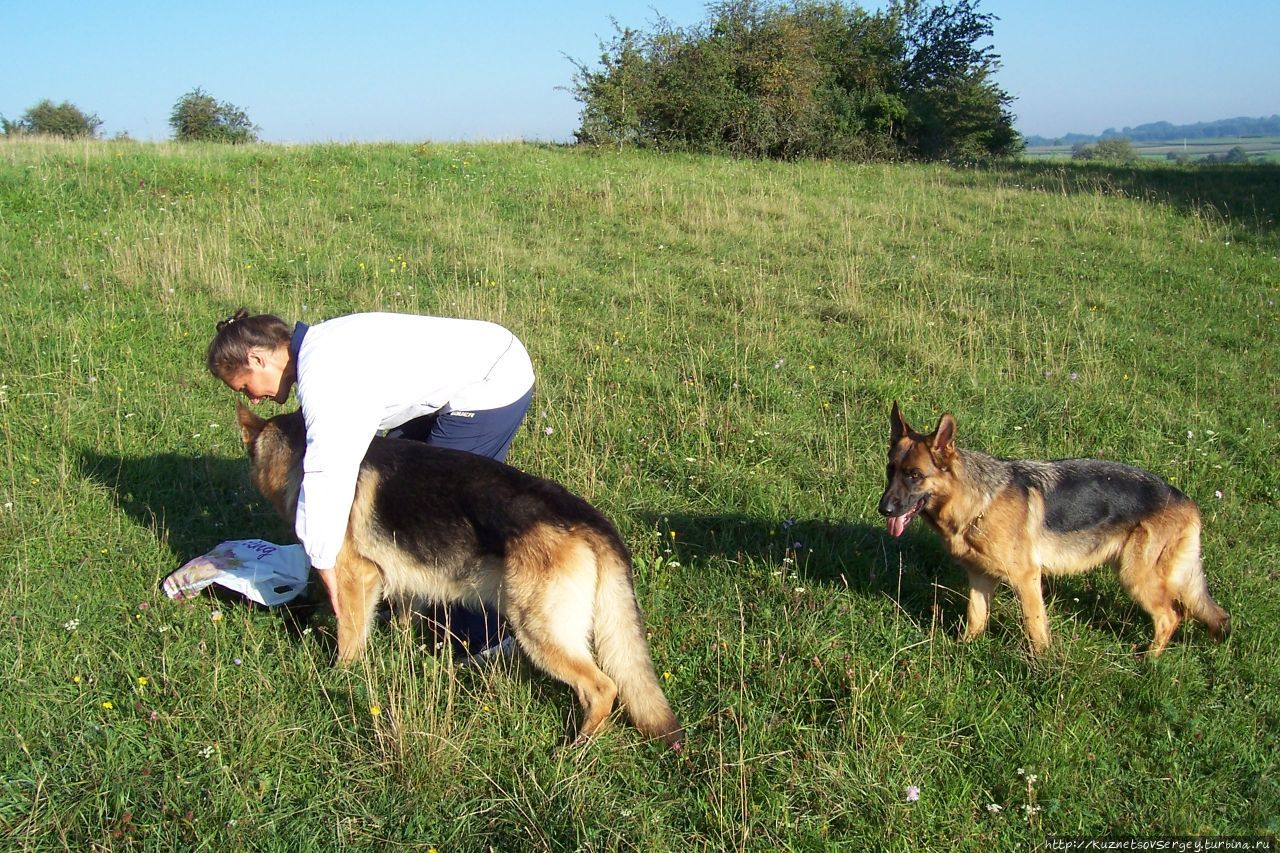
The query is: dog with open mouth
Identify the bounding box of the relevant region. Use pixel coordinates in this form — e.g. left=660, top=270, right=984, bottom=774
left=878, top=402, right=1230, bottom=656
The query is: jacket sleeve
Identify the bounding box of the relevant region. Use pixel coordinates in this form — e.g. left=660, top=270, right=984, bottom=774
left=293, top=391, right=383, bottom=571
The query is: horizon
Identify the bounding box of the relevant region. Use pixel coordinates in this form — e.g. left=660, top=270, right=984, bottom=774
left=4, top=1, right=1278, bottom=145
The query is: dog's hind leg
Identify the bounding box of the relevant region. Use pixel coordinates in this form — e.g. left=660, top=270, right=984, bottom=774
left=1154, top=509, right=1230, bottom=646
left=1116, top=522, right=1181, bottom=657
left=505, top=531, right=618, bottom=743
left=334, top=551, right=384, bottom=664
left=962, top=570, right=997, bottom=642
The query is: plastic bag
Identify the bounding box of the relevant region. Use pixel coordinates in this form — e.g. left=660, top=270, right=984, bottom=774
left=163, top=539, right=310, bottom=607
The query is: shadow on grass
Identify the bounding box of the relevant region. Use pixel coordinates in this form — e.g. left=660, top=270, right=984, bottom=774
left=641, top=510, right=971, bottom=636
left=76, top=448, right=320, bottom=629
left=976, top=160, right=1280, bottom=249
left=77, top=448, right=287, bottom=559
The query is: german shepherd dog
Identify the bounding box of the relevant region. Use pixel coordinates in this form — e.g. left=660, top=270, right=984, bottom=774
left=878, top=402, right=1230, bottom=656
left=236, top=404, right=683, bottom=748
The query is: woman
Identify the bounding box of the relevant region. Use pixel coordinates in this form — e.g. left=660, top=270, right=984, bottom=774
left=206, top=308, right=534, bottom=658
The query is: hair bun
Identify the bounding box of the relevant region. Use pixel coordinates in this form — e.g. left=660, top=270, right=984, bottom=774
left=215, top=308, right=252, bottom=334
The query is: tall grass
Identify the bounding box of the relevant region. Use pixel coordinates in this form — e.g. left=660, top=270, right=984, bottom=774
left=1, top=137, right=1277, bottom=849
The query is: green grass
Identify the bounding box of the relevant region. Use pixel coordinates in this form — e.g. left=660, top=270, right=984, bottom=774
left=1, top=137, right=1277, bottom=850
left=1024, top=135, right=1280, bottom=164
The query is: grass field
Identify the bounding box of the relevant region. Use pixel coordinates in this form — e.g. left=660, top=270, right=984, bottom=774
left=1024, top=135, right=1280, bottom=164
left=1, top=138, right=1277, bottom=850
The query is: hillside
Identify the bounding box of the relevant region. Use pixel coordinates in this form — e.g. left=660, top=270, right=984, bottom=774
left=1023, top=114, right=1280, bottom=146
left=1, top=138, right=1277, bottom=848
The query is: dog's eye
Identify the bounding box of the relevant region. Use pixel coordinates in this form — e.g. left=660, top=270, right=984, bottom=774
left=908, top=470, right=923, bottom=482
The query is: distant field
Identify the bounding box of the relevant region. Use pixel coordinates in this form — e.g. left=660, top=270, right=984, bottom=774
left=1024, top=135, right=1280, bottom=163
left=1, top=138, right=1277, bottom=849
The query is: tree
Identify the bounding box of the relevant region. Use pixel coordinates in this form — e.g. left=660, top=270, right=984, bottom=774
left=1091, top=137, right=1138, bottom=163
left=2, top=99, right=103, bottom=138
left=568, top=0, right=1018, bottom=161
left=1223, top=146, right=1249, bottom=164
left=1070, top=142, right=1095, bottom=160
left=169, top=88, right=258, bottom=143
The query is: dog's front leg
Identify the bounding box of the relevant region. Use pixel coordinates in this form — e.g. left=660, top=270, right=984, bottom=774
left=962, top=570, right=997, bottom=642
left=334, top=551, right=383, bottom=664
left=1008, top=566, right=1051, bottom=654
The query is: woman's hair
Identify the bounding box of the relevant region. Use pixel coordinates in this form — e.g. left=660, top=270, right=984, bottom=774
left=205, top=308, right=291, bottom=378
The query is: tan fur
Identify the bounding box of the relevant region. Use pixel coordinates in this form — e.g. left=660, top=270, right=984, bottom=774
left=881, top=403, right=1230, bottom=656
left=236, top=404, right=683, bottom=748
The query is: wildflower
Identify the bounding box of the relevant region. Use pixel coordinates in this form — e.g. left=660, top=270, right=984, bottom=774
left=986, top=803, right=1003, bottom=814
left=905, top=785, right=920, bottom=802
left=1069, top=372, right=1078, bottom=381
left=101, top=701, right=114, bottom=710
left=543, top=427, right=554, bottom=436
left=72, top=674, right=82, bottom=684
left=233, top=658, right=242, bottom=666
left=64, top=619, right=80, bottom=632
left=1187, top=431, right=1195, bottom=439
left=662, top=671, right=672, bottom=681
left=1215, top=490, right=1223, bottom=499
left=209, top=609, right=223, bottom=623
left=369, top=704, right=382, bottom=717
left=198, top=745, right=215, bottom=758
left=137, top=676, right=148, bottom=687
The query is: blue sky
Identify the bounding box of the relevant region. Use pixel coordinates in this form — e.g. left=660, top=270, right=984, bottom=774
left=3, top=1, right=1277, bottom=143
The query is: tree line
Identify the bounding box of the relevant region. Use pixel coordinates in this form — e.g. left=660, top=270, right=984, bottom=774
left=1027, top=115, right=1280, bottom=148
left=569, top=0, right=1019, bottom=160
left=1, top=88, right=258, bottom=143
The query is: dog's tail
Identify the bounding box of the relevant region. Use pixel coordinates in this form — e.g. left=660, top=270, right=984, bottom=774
left=1166, top=513, right=1231, bottom=641
left=589, top=531, right=684, bottom=750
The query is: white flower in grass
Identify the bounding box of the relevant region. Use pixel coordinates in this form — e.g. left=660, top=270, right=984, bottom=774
left=64, top=619, right=80, bottom=631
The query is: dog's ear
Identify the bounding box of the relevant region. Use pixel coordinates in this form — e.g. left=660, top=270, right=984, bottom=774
left=236, top=403, right=266, bottom=448
left=890, top=401, right=911, bottom=443
left=931, top=412, right=957, bottom=458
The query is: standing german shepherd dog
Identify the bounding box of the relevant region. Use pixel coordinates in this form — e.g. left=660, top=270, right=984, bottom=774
left=878, top=402, right=1229, bottom=656
left=236, top=404, right=683, bottom=748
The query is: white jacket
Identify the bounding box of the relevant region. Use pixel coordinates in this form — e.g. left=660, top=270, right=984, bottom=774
left=291, top=313, right=534, bottom=570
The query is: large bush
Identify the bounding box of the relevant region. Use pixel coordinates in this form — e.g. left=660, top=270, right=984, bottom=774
left=2, top=100, right=103, bottom=138
left=1072, top=137, right=1139, bottom=163
left=569, top=0, right=1019, bottom=161
left=169, top=87, right=259, bottom=144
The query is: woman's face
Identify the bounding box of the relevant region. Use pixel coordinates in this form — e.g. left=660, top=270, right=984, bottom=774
left=223, top=346, right=291, bottom=405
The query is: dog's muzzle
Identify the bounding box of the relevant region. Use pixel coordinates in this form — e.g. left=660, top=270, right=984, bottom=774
left=879, top=494, right=926, bottom=538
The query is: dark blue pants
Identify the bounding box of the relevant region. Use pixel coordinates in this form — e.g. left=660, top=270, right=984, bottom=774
left=386, top=387, right=533, bottom=655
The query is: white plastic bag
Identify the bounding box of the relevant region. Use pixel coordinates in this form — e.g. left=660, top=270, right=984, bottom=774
left=163, top=539, right=310, bottom=607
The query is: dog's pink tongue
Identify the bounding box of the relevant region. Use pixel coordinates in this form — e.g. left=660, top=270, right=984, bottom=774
left=887, top=514, right=907, bottom=538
